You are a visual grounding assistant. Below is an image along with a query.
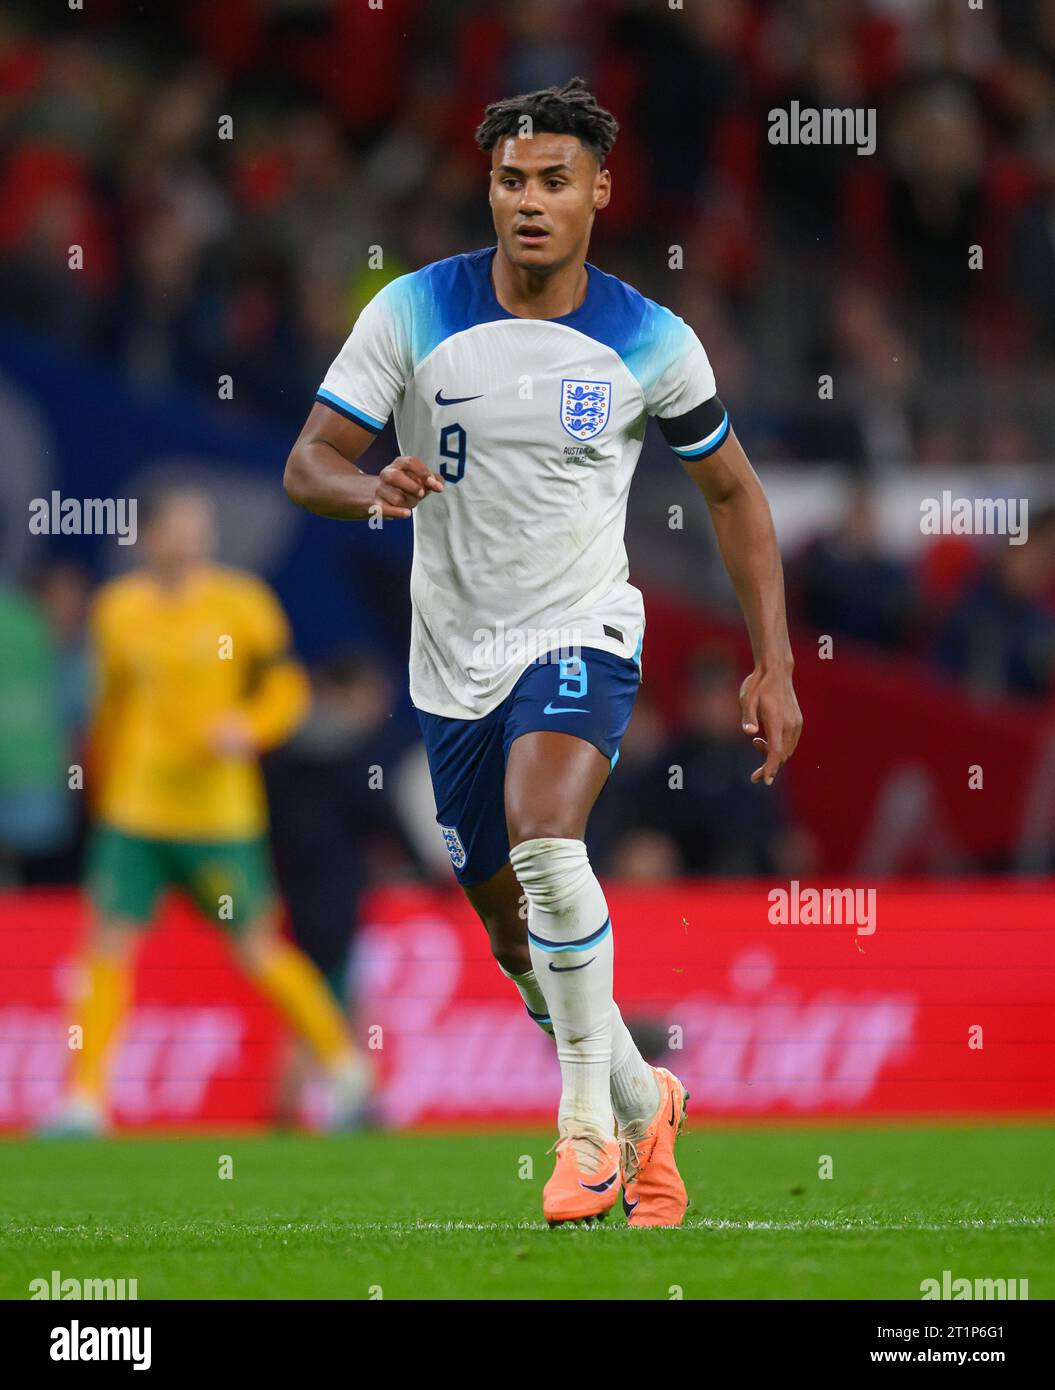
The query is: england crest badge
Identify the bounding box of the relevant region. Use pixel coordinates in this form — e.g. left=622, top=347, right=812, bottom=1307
left=560, top=379, right=611, bottom=441
left=440, top=824, right=467, bottom=871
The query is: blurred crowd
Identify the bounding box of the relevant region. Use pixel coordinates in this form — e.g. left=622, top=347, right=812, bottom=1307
left=1, top=0, right=1055, bottom=450
left=6, top=510, right=1055, bottom=893
left=791, top=488, right=1055, bottom=700
left=3, top=0, right=1055, bottom=891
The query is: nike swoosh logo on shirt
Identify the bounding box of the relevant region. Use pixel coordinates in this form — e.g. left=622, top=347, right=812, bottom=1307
left=549, top=956, right=596, bottom=973
left=435, top=390, right=483, bottom=405
left=543, top=703, right=591, bottom=715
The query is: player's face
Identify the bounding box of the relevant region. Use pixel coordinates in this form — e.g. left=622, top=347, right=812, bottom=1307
left=143, top=494, right=216, bottom=571
left=489, top=132, right=610, bottom=272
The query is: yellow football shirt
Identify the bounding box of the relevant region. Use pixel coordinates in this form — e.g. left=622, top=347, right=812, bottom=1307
left=89, top=565, right=310, bottom=840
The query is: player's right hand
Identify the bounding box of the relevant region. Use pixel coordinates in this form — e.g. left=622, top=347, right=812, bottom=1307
left=373, top=456, right=444, bottom=518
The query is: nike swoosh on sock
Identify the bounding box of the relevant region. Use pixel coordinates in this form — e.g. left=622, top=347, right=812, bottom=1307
left=549, top=956, right=596, bottom=973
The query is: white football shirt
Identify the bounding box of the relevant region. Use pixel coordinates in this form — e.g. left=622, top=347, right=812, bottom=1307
left=318, top=247, right=728, bottom=719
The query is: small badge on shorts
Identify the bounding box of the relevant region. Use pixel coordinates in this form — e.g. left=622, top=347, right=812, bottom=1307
left=440, top=825, right=466, bottom=871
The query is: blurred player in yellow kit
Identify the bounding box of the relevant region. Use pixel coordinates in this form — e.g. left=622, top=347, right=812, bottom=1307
left=47, top=486, right=371, bottom=1134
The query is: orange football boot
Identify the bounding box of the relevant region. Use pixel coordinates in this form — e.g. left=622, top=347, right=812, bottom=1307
left=619, top=1067, right=689, bottom=1227
left=543, top=1128, right=622, bottom=1226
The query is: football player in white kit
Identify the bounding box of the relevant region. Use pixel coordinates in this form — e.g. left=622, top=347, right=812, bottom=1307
left=285, top=78, right=803, bottom=1226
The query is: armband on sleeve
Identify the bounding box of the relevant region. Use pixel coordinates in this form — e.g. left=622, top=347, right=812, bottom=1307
left=657, top=395, right=730, bottom=460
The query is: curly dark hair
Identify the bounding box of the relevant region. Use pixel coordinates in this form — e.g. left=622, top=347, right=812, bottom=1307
left=474, top=76, right=619, bottom=166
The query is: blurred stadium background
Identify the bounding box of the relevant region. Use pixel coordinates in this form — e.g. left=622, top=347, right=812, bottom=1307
left=1, top=0, right=1054, bottom=1135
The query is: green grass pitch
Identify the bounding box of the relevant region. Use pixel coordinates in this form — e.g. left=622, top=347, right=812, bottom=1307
left=1, top=1124, right=1051, bottom=1300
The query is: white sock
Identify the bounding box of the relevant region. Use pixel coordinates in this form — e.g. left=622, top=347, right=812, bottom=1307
left=498, top=963, right=554, bottom=1036
left=510, top=837, right=614, bottom=1137
left=495, top=967, right=655, bottom=1124
left=494, top=920, right=657, bottom=1129
left=609, top=1002, right=660, bottom=1131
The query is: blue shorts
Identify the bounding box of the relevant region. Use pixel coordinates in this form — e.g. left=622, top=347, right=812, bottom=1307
left=415, top=647, right=641, bottom=886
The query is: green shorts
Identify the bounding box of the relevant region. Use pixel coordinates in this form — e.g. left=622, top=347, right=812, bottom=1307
left=85, top=824, right=276, bottom=934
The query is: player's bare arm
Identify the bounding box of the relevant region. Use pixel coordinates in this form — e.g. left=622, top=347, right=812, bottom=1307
left=681, top=427, right=803, bottom=786
left=284, top=402, right=444, bottom=520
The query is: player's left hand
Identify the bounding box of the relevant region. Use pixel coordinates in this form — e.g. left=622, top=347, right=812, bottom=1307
left=739, top=664, right=802, bottom=786
left=208, top=714, right=256, bottom=757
